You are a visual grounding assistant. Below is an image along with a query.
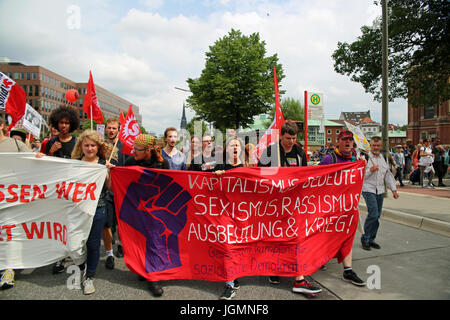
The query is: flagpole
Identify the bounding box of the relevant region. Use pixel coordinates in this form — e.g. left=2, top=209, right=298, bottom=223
left=304, top=91, right=309, bottom=161
left=90, top=105, right=93, bottom=131
left=108, top=138, right=119, bottom=163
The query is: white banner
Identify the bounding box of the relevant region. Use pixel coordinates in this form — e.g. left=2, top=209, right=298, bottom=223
left=0, top=72, right=14, bottom=111
left=0, top=153, right=107, bottom=269
left=22, top=104, right=43, bottom=139
left=344, top=121, right=370, bottom=152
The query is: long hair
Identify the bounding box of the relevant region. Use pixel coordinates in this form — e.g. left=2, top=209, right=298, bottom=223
left=225, top=136, right=244, bottom=165
left=71, top=130, right=112, bottom=160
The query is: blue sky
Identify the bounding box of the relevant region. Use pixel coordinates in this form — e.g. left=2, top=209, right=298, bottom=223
left=0, top=0, right=407, bottom=135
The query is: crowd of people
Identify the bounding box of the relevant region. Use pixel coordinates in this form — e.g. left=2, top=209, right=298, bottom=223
left=1, top=105, right=448, bottom=300
left=316, top=137, right=449, bottom=189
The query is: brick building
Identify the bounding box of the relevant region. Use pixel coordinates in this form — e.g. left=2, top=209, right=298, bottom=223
left=0, top=61, right=142, bottom=134
left=407, top=100, right=450, bottom=145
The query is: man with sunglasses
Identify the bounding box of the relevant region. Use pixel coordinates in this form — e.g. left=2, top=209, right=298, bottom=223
left=319, top=130, right=366, bottom=287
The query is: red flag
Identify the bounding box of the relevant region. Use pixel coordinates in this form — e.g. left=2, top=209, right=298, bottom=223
left=118, top=105, right=141, bottom=156
left=274, top=67, right=285, bottom=129
left=250, top=67, right=285, bottom=165
left=0, top=72, right=26, bottom=130
left=119, top=108, right=126, bottom=126
left=82, top=71, right=104, bottom=124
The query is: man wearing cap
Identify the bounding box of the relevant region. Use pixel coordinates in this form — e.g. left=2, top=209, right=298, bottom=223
left=361, top=136, right=399, bottom=251
left=320, top=130, right=357, bottom=165
left=319, top=129, right=365, bottom=287
left=125, top=134, right=170, bottom=169
left=124, top=134, right=169, bottom=297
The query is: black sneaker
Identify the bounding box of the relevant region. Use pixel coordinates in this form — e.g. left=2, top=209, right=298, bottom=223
left=116, top=245, right=124, bottom=258
left=148, top=281, right=163, bottom=297
left=361, top=240, right=371, bottom=251
left=268, top=276, right=280, bottom=285
left=343, top=270, right=366, bottom=286
left=292, top=279, right=322, bottom=294
left=219, top=284, right=236, bottom=300
left=232, top=279, right=240, bottom=289
left=370, top=242, right=381, bottom=249
left=105, top=256, right=115, bottom=270
left=52, top=259, right=65, bottom=274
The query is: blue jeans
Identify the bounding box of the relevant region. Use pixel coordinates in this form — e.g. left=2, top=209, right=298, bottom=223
left=86, top=206, right=107, bottom=278
left=361, top=192, right=385, bottom=243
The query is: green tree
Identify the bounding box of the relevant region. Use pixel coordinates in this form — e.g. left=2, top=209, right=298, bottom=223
left=186, top=29, right=284, bottom=131
left=332, top=0, right=449, bottom=108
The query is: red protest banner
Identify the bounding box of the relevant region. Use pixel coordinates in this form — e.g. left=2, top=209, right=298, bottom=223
left=111, top=161, right=365, bottom=282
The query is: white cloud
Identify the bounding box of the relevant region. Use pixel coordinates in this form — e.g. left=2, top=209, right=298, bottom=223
left=0, top=0, right=407, bottom=135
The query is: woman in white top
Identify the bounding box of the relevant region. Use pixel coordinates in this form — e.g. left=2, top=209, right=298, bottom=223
left=418, top=139, right=435, bottom=188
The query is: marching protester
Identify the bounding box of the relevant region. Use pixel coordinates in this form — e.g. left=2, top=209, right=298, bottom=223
left=185, top=135, right=201, bottom=169
left=0, top=118, right=31, bottom=290
left=45, top=105, right=79, bottom=274
left=214, top=136, right=246, bottom=300
left=188, top=133, right=217, bottom=171
left=162, top=127, right=186, bottom=170
left=45, top=106, right=79, bottom=159
left=124, top=134, right=169, bottom=297
left=71, top=129, right=114, bottom=295
left=361, top=136, right=399, bottom=251
left=40, top=125, right=59, bottom=154
left=103, top=118, right=128, bottom=269
left=257, top=120, right=321, bottom=296
left=319, top=130, right=366, bottom=287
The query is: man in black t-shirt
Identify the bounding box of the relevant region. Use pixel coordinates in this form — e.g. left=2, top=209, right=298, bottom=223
left=45, top=106, right=79, bottom=159
left=258, top=120, right=307, bottom=168
left=188, top=134, right=217, bottom=171
left=258, top=120, right=321, bottom=296
left=45, top=106, right=79, bottom=274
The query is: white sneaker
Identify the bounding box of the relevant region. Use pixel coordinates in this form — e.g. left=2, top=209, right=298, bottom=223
left=82, top=277, right=95, bottom=295
left=0, top=269, right=15, bottom=289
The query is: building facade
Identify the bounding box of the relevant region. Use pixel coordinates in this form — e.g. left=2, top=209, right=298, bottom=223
left=307, top=119, right=344, bottom=151
left=0, top=62, right=142, bottom=133
left=407, top=99, right=449, bottom=145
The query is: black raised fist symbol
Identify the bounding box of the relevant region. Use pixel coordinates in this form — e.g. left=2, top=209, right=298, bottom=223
left=119, top=169, right=192, bottom=273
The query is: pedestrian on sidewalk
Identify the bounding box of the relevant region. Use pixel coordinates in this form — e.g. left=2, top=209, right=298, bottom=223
left=432, top=137, right=446, bottom=187
left=361, top=137, right=399, bottom=251
left=393, top=145, right=405, bottom=187
left=419, top=139, right=435, bottom=188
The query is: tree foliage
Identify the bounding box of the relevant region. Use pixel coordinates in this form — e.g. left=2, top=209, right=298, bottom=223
left=265, top=97, right=304, bottom=127
left=332, top=0, right=449, bottom=108
left=186, top=29, right=284, bottom=130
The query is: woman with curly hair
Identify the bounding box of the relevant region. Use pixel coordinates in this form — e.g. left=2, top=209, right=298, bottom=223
left=45, top=105, right=80, bottom=159
left=71, top=129, right=114, bottom=295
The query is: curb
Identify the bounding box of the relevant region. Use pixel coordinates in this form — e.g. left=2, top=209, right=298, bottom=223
left=358, top=205, right=450, bottom=238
